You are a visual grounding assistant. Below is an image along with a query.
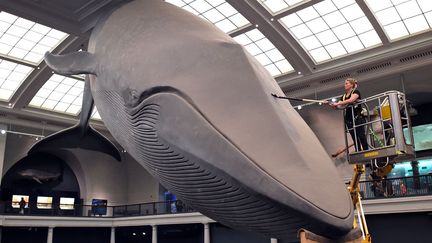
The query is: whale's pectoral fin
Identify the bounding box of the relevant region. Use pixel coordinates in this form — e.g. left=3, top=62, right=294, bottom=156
left=44, top=51, right=97, bottom=75
left=32, top=177, right=43, bottom=184
left=29, top=125, right=122, bottom=161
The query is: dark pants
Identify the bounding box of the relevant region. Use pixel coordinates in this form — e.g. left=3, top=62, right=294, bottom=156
left=346, top=117, right=369, bottom=151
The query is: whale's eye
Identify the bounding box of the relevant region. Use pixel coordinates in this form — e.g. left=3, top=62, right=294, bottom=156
left=131, top=90, right=139, bottom=100
left=123, top=89, right=141, bottom=107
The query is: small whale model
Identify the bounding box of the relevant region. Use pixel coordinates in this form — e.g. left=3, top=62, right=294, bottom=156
left=17, top=169, right=62, bottom=184
left=41, top=0, right=353, bottom=241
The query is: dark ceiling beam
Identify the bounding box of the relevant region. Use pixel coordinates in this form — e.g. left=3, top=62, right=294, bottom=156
left=0, top=0, right=126, bottom=36
left=11, top=34, right=89, bottom=109
left=229, top=0, right=323, bottom=38
left=77, top=0, right=127, bottom=33
left=355, top=0, right=390, bottom=45
left=274, top=0, right=324, bottom=19
left=75, top=0, right=112, bottom=21
left=226, top=0, right=315, bottom=75
left=229, top=24, right=256, bottom=37
left=0, top=105, right=106, bottom=132
left=0, top=0, right=82, bottom=36
left=0, top=54, right=36, bottom=69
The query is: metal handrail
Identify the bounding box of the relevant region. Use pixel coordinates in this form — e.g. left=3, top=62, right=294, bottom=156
left=2, top=175, right=432, bottom=217
left=358, top=174, right=432, bottom=200
left=0, top=199, right=196, bottom=217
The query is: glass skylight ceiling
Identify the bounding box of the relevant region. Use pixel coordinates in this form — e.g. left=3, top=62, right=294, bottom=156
left=233, top=29, right=294, bottom=76
left=258, top=0, right=308, bottom=14
left=29, top=74, right=84, bottom=115
left=279, top=0, right=382, bottom=63
left=91, top=107, right=102, bottom=120
left=165, top=0, right=250, bottom=33
left=365, top=0, right=432, bottom=40
left=0, top=11, right=68, bottom=64
left=0, top=59, right=33, bottom=101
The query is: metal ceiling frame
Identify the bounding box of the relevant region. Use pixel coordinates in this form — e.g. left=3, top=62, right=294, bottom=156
left=11, top=34, right=89, bottom=109
left=226, top=0, right=320, bottom=75
left=355, top=0, right=390, bottom=45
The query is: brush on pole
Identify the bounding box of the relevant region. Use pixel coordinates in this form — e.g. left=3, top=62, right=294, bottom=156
left=271, top=93, right=327, bottom=103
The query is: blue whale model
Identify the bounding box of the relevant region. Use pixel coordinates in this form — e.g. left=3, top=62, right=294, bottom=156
left=40, top=0, right=354, bottom=241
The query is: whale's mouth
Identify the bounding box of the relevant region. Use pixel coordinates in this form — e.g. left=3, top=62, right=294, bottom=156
left=93, top=89, right=353, bottom=241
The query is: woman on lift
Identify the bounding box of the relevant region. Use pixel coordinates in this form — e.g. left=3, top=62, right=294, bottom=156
left=330, top=78, right=369, bottom=151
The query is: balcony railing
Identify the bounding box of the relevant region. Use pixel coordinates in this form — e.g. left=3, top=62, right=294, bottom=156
left=112, top=200, right=195, bottom=217
left=358, top=174, right=432, bottom=199
left=0, top=200, right=196, bottom=217
left=1, top=175, right=431, bottom=217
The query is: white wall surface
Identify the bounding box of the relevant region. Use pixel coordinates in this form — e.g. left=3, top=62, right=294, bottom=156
left=125, top=153, right=159, bottom=204
left=66, top=149, right=128, bottom=205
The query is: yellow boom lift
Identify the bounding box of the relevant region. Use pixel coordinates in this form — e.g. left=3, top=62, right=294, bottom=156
left=297, top=91, right=416, bottom=243
left=344, top=91, right=415, bottom=243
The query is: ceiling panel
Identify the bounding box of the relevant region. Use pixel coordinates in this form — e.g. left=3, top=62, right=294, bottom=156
left=91, top=107, right=101, bottom=120
left=165, top=0, right=250, bottom=33
left=29, top=74, right=84, bottom=115
left=233, top=28, right=294, bottom=76
left=279, top=0, right=382, bottom=63
left=258, top=0, right=309, bottom=14
left=365, top=0, right=432, bottom=40
left=0, top=58, right=33, bottom=101
left=0, top=11, right=68, bottom=64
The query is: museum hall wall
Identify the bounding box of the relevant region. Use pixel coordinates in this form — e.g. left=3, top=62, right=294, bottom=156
left=0, top=132, right=159, bottom=206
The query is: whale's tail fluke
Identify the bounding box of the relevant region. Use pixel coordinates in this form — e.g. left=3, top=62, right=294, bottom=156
left=28, top=69, right=121, bottom=161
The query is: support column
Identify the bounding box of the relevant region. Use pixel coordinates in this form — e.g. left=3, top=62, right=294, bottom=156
left=204, top=223, right=210, bottom=243
left=110, top=227, right=115, bottom=243
left=0, top=124, right=8, bottom=184
left=411, top=160, right=420, bottom=189
left=270, top=238, right=278, bottom=243
left=152, top=225, right=157, bottom=243
left=47, top=227, right=54, bottom=243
